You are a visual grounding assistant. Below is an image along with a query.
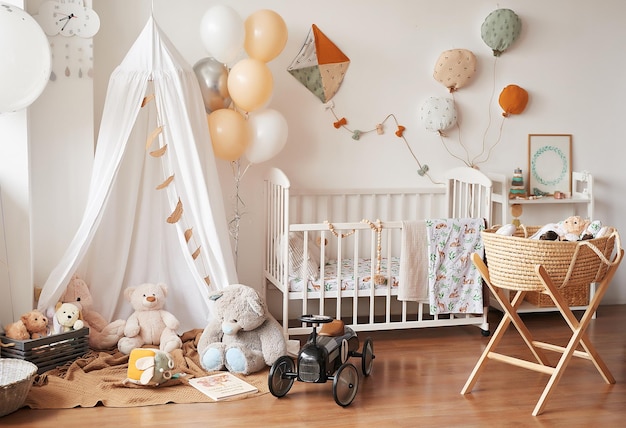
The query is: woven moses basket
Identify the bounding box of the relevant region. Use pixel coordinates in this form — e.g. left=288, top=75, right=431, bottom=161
left=481, top=225, right=620, bottom=307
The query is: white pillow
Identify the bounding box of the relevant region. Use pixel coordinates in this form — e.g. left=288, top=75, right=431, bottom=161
left=282, top=232, right=321, bottom=280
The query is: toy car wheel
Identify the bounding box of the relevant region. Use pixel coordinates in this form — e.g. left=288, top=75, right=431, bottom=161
left=361, top=337, right=374, bottom=376
left=333, top=362, right=359, bottom=407
left=268, top=355, right=295, bottom=398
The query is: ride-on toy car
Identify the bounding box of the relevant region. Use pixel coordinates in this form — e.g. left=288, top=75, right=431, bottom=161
left=268, top=315, right=375, bottom=406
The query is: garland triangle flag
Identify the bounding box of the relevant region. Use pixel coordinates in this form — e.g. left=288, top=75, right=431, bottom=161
left=287, top=24, right=350, bottom=103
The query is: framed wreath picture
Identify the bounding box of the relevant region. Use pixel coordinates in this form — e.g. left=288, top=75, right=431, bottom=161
left=528, top=134, right=572, bottom=196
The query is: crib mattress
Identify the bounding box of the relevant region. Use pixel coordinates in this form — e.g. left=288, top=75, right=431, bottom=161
left=289, top=257, right=400, bottom=292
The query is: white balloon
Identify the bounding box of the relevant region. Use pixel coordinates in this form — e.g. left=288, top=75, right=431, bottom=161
left=0, top=2, right=51, bottom=113
left=419, top=97, right=457, bottom=133
left=246, top=108, right=288, bottom=164
left=200, top=5, right=245, bottom=65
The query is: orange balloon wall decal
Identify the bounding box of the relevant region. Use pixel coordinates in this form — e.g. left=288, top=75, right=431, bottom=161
left=499, top=84, right=528, bottom=117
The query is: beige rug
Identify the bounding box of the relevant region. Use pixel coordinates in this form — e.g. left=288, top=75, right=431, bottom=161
left=25, top=330, right=269, bottom=408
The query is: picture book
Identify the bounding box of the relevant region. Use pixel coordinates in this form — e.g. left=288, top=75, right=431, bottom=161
left=188, top=372, right=258, bottom=401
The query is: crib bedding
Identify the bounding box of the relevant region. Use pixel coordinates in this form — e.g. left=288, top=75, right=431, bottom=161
left=288, top=257, right=401, bottom=293
left=287, top=218, right=486, bottom=316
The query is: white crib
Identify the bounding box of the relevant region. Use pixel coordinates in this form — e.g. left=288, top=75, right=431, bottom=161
left=263, top=167, right=502, bottom=338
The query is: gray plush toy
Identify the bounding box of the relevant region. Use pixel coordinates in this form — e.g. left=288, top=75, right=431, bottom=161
left=197, top=284, right=287, bottom=375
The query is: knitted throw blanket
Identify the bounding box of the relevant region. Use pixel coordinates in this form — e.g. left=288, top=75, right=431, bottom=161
left=24, top=329, right=269, bottom=408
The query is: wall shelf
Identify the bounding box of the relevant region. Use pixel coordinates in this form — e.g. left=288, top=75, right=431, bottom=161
left=507, top=171, right=594, bottom=224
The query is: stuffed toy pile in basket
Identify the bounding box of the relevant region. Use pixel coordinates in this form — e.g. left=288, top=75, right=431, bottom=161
left=481, top=224, right=621, bottom=305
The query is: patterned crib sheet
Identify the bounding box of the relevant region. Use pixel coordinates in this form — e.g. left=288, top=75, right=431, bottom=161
left=288, top=257, right=400, bottom=292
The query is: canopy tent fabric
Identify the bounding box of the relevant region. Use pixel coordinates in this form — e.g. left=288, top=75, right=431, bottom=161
left=37, top=17, right=238, bottom=331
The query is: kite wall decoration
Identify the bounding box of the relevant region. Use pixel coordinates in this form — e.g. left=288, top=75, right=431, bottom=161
left=287, top=24, right=350, bottom=103
left=287, top=24, right=432, bottom=180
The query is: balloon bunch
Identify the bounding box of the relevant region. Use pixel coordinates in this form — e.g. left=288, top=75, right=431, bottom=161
left=195, top=5, right=289, bottom=261
left=195, top=5, right=289, bottom=166
left=423, top=9, right=528, bottom=168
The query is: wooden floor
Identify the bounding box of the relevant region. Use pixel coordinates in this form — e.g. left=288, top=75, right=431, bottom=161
left=3, top=305, right=626, bottom=427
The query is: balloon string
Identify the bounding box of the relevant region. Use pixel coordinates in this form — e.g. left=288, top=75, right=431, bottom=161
left=439, top=133, right=471, bottom=167
left=470, top=56, right=498, bottom=166
left=228, top=159, right=248, bottom=267
left=450, top=92, right=472, bottom=166
left=472, top=116, right=506, bottom=165
left=328, top=107, right=440, bottom=184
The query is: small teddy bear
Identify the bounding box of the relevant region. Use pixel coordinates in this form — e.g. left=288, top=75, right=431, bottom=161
left=3, top=310, right=49, bottom=340
left=117, top=283, right=182, bottom=355
left=53, top=302, right=85, bottom=334
left=561, top=215, right=591, bottom=242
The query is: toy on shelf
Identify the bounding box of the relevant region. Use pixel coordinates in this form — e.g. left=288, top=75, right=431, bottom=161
left=268, top=315, right=374, bottom=407
left=509, top=167, right=527, bottom=199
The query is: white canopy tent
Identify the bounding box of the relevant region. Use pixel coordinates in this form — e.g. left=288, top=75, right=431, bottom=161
left=37, top=17, right=238, bottom=331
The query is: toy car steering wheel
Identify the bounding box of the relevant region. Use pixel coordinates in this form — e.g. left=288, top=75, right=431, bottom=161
left=299, top=314, right=334, bottom=324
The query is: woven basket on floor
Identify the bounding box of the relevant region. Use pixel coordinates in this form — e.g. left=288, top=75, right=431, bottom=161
left=0, top=359, right=37, bottom=417
left=481, top=225, right=621, bottom=307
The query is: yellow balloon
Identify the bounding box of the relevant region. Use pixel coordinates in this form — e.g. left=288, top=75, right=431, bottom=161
left=244, top=9, right=288, bottom=63
left=227, top=58, right=273, bottom=112
left=207, top=109, right=250, bottom=161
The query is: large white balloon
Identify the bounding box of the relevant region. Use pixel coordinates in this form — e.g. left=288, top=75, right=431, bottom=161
left=419, top=97, right=457, bottom=134
left=246, top=108, right=288, bottom=164
left=0, top=2, right=51, bottom=113
left=200, top=5, right=245, bottom=65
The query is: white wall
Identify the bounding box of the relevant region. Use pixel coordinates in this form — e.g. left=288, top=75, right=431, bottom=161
left=5, top=0, right=621, bottom=324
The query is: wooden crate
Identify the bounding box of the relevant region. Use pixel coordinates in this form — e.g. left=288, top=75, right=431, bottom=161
left=0, top=328, right=89, bottom=374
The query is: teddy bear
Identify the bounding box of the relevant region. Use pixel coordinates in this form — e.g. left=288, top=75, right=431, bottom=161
left=117, top=282, right=183, bottom=355
left=3, top=310, right=49, bottom=340
left=50, top=274, right=125, bottom=350
left=197, top=283, right=287, bottom=375
left=53, top=302, right=85, bottom=334
left=561, top=215, right=591, bottom=241
left=531, top=216, right=594, bottom=241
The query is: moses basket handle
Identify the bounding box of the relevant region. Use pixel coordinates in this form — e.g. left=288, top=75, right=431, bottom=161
left=561, top=229, right=622, bottom=287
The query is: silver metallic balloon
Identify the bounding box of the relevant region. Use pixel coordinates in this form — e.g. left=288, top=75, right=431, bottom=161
left=193, top=57, right=231, bottom=113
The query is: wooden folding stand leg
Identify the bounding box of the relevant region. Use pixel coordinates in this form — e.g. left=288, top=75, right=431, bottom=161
left=461, top=251, right=623, bottom=416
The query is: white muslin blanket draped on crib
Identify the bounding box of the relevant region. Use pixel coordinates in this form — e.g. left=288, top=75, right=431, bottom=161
left=398, top=220, right=429, bottom=301
left=426, top=218, right=485, bottom=315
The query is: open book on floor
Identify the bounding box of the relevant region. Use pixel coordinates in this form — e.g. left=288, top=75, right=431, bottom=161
left=188, top=372, right=258, bottom=401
